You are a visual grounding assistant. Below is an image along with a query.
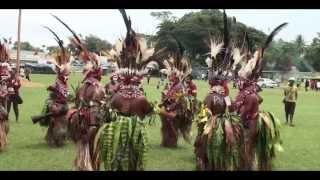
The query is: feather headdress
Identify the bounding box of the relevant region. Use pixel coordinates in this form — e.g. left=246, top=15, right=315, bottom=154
left=43, top=26, right=72, bottom=74
left=237, top=22, right=288, bottom=81
left=103, top=9, right=167, bottom=78
left=205, top=10, right=235, bottom=82
left=51, top=15, right=101, bottom=71
left=0, top=39, right=10, bottom=62
left=162, top=35, right=192, bottom=81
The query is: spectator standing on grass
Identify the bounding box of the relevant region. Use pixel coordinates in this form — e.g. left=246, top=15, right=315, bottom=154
left=296, top=79, right=301, bottom=89
left=25, top=67, right=31, bottom=81
left=7, top=70, right=22, bottom=122
left=311, top=80, right=316, bottom=90
left=305, top=79, right=309, bottom=92
left=283, top=77, right=298, bottom=126
left=317, top=80, right=320, bottom=91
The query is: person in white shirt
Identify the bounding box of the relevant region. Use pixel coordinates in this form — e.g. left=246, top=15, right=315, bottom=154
left=317, top=81, right=320, bottom=91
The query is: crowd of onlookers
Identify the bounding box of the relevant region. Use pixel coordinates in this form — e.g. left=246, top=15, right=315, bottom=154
left=300, top=79, right=320, bottom=91
left=308, top=79, right=320, bottom=91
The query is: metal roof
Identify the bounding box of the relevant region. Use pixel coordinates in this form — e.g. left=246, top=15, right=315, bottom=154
left=9, top=49, right=49, bottom=62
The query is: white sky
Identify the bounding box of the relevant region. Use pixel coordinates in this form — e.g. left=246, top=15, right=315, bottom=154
left=0, top=9, right=318, bottom=48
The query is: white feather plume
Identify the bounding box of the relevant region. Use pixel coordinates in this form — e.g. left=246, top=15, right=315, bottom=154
left=232, top=48, right=245, bottom=70
left=138, top=37, right=148, bottom=52
left=141, top=48, right=155, bottom=61
left=210, top=38, right=224, bottom=59
left=238, top=50, right=259, bottom=78
left=115, top=39, right=123, bottom=55
left=145, top=61, right=159, bottom=70
left=163, top=59, right=172, bottom=71
left=135, top=51, right=141, bottom=64
left=205, top=57, right=212, bottom=68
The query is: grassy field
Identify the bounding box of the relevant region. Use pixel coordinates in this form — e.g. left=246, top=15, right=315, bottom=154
left=0, top=73, right=319, bottom=170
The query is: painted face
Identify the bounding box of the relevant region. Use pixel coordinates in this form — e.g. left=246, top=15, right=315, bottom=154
left=58, top=67, right=71, bottom=84
left=236, top=78, right=246, bottom=90
left=59, top=73, right=69, bottom=84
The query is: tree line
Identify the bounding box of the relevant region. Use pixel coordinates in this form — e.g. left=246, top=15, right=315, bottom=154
left=14, top=9, right=320, bottom=72
left=13, top=34, right=112, bottom=57
left=151, top=9, right=320, bottom=72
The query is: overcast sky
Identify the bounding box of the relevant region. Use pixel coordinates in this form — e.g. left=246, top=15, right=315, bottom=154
left=0, top=9, right=319, bottom=48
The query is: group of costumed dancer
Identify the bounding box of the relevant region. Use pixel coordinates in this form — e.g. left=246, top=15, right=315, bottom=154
left=195, top=10, right=285, bottom=171
left=0, top=39, right=22, bottom=152
left=1, top=9, right=286, bottom=171
left=159, top=36, right=197, bottom=148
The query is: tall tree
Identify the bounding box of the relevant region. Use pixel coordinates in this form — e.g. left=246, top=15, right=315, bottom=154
left=13, top=41, right=44, bottom=52
left=304, top=33, right=320, bottom=72
left=294, top=34, right=305, bottom=56
left=67, top=35, right=112, bottom=55
left=46, top=46, right=60, bottom=55
left=152, top=9, right=267, bottom=66
left=150, top=11, right=173, bottom=21
left=84, top=35, right=112, bottom=54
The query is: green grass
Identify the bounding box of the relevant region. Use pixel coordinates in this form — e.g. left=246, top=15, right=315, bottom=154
left=0, top=73, right=319, bottom=170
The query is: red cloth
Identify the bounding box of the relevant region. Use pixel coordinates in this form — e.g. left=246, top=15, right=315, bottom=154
left=84, top=68, right=103, bottom=82
left=7, top=76, right=21, bottom=95
left=166, top=82, right=183, bottom=100
left=47, top=80, right=68, bottom=104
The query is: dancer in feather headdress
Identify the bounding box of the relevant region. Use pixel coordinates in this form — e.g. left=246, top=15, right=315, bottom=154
left=93, top=9, right=165, bottom=171
left=51, top=15, right=106, bottom=170
left=158, top=35, right=195, bottom=148
left=31, top=27, right=72, bottom=147
left=0, top=39, right=11, bottom=151
left=231, top=23, right=288, bottom=170
left=194, top=10, right=244, bottom=171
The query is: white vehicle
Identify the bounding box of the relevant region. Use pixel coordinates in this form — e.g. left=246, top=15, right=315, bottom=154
left=257, top=78, right=279, bottom=88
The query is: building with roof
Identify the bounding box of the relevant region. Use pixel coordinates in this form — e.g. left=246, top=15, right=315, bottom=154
left=9, top=49, right=50, bottom=65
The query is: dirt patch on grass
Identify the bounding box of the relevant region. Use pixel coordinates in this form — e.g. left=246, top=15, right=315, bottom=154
left=21, top=79, right=45, bottom=88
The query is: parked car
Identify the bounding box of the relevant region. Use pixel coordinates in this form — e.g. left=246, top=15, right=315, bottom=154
left=257, top=78, right=279, bottom=88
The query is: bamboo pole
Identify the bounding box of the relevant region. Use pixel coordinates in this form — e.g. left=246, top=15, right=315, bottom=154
left=16, top=9, right=22, bottom=75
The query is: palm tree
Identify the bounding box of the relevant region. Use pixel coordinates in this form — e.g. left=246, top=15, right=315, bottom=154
left=295, top=34, right=305, bottom=56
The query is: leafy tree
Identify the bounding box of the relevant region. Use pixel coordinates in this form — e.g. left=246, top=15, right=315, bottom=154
left=67, top=34, right=112, bottom=55
left=152, top=9, right=267, bottom=66
left=83, top=35, right=112, bottom=54
left=150, top=11, right=173, bottom=21
left=46, top=46, right=60, bottom=55
left=13, top=41, right=43, bottom=52
left=295, top=34, right=305, bottom=55
left=304, top=33, right=320, bottom=72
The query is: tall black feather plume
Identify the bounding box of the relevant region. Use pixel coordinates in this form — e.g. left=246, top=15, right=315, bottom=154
left=51, top=14, right=83, bottom=50
left=240, top=31, right=247, bottom=51
left=119, top=9, right=131, bottom=34
left=245, top=31, right=253, bottom=54
left=221, top=9, right=231, bottom=71
left=262, top=22, right=288, bottom=56
left=119, top=9, right=135, bottom=48
left=223, top=9, right=229, bottom=48
left=42, top=26, right=65, bottom=56
left=251, top=23, right=288, bottom=80
left=169, top=33, right=185, bottom=65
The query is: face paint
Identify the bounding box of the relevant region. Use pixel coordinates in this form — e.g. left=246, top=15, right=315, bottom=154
left=237, top=79, right=244, bottom=90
